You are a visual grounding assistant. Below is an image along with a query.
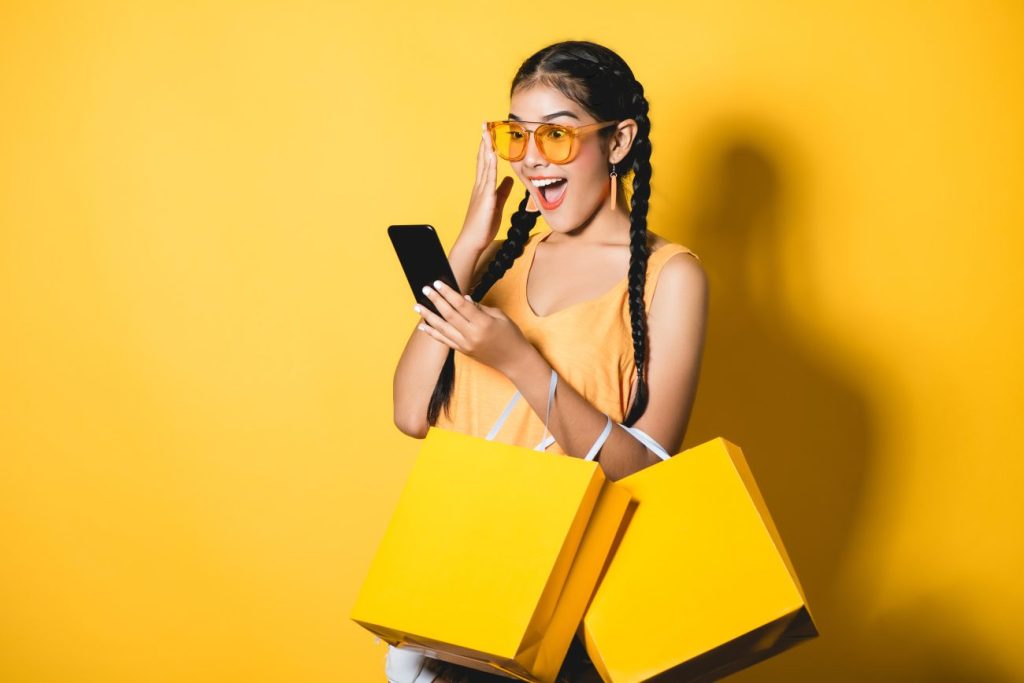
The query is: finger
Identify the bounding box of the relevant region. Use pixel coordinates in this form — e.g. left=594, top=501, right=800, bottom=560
left=477, top=124, right=488, bottom=187
left=425, top=280, right=479, bottom=326
left=496, top=176, right=514, bottom=205
left=417, top=289, right=471, bottom=346
left=432, top=279, right=487, bottom=325
left=416, top=307, right=466, bottom=351
left=486, top=138, right=497, bottom=188
left=417, top=320, right=459, bottom=351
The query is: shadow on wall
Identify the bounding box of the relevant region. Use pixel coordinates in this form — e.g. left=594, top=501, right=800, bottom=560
left=852, top=594, right=1017, bottom=683
left=671, top=123, right=1013, bottom=682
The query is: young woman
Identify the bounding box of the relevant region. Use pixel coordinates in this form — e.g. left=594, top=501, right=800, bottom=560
left=387, top=40, right=708, bottom=683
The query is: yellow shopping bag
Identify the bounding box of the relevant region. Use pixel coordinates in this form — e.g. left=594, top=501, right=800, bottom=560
left=579, top=433, right=818, bottom=682
left=351, top=370, right=632, bottom=682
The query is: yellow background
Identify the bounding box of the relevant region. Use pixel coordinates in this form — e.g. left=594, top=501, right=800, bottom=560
left=2, top=1, right=1022, bottom=681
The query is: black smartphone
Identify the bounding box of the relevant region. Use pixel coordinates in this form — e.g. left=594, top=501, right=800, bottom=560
left=387, top=224, right=463, bottom=317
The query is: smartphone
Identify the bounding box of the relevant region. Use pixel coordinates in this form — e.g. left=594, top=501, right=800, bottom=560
left=388, top=224, right=463, bottom=317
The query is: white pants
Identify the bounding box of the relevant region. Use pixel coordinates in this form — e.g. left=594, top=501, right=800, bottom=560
left=385, top=644, right=447, bottom=683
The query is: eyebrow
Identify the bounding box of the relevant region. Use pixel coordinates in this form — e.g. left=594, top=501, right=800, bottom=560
left=508, top=110, right=581, bottom=121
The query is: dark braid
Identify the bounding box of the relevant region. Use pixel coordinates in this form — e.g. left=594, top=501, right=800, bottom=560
left=622, top=81, right=653, bottom=426
left=469, top=191, right=538, bottom=299
left=427, top=190, right=539, bottom=425
left=427, top=40, right=655, bottom=428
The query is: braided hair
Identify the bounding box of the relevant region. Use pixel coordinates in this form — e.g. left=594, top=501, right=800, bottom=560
left=427, top=40, right=656, bottom=428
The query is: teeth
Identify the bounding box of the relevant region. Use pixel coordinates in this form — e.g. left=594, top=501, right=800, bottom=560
left=531, top=178, right=566, bottom=187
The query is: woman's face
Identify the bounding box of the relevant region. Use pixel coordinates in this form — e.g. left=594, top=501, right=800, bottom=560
left=507, top=84, right=618, bottom=231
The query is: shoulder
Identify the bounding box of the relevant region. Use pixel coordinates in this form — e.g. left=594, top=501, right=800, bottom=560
left=646, top=231, right=695, bottom=258
left=646, top=230, right=671, bottom=252
left=645, top=232, right=704, bottom=278
left=647, top=237, right=707, bottom=314
left=660, top=251, right=707, bottom=297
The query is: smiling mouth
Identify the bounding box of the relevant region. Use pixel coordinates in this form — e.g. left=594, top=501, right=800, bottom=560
left=535, top=178, right=568, bottom=209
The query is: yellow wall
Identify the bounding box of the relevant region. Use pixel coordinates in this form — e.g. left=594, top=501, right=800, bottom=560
left=2, top=2, right=1021, bottom=680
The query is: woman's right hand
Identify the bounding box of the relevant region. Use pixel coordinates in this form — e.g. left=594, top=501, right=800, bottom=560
left=457, top=123, right=515, bottom=254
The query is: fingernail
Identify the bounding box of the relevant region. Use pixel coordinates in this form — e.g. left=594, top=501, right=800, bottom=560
left=464, top=294, right=472, bottom=300
left=433, top=280, right=443, bottom=289
left=413, top=304, right=421, bottom=313
left=417, top=324, right=426, bottom=332
left=421, top=285, right=432, bottom=295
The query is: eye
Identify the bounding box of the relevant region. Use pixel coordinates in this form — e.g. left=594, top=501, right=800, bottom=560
left=544, top=127, right=568, bottom=140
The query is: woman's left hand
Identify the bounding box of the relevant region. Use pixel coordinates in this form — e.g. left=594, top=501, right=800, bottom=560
left=414, top=280, right=534, bottom=377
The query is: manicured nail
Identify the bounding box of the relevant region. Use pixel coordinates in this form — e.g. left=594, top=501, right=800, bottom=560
left=421, top=285, right=432, bottom=295
left=413, top=304, right=421, bottom=313
left=417, top=324, right=426, bottom=332
left=464, top=294, right=472, bottom=300
left=433, top=280, right=444, bottom=289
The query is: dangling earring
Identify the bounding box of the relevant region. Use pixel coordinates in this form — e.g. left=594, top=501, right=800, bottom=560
left=609, top=163, right=618, bottom=210
left=526, top=193, right=538, bottom=212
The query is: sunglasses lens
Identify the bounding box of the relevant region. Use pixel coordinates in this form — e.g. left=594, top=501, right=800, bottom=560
left=491, top=123, right=527, bottom=160
left=537, top=125, right=574, bottom=163
left=489, top=123, right=575, bottom=163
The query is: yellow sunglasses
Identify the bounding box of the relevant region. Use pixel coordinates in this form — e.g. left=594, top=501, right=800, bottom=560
left=486, top=120, right=620, bottom=164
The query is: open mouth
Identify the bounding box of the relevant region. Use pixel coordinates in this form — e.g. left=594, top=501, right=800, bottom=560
left=534, top=178, right=568, bottom=210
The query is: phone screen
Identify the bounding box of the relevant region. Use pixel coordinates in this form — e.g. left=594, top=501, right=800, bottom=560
left=387, top=224, right=462, bottom=317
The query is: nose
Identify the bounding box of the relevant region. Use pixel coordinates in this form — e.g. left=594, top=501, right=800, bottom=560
left=521, top=128, right=548, bottom=168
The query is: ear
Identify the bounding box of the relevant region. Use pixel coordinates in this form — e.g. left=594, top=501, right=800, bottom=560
left=608, top=118, right=639, bottom=165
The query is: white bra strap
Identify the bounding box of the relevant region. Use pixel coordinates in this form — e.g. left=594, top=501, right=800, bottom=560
left=582, top=415, right=673, bottom=462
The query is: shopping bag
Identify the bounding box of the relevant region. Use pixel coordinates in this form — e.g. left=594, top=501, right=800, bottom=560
left=351, top=369, right=632, bottom=682
left=579, top=434, right=818, bottom=682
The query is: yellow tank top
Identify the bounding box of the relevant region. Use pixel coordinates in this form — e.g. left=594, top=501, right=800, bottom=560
left=433, top=229, right=700, bottom=455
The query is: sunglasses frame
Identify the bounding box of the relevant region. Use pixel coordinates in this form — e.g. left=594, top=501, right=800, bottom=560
left=486, top=119, right=620, bottom=164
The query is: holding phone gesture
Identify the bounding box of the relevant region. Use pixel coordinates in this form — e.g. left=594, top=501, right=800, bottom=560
left=414, top=278, right=533, bottom=379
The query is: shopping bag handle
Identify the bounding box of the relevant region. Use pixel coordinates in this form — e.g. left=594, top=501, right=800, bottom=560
left=583, top=414, right=673, bottom=462
left=485, top=368, right=558, bottom=451
left=485, top=370, right=672, bottom=461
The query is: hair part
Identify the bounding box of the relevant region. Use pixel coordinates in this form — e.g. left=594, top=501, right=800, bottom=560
left=428, top=40, right=655, bottom=428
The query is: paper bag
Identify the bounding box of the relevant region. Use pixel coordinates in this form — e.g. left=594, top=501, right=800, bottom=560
left=580, top=436, right=818, bottom=682
left=351, top=426, right=631, bottom=682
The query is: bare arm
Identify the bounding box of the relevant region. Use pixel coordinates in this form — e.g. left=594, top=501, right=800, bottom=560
left=503, top=252, right=708, bottom=480
left=392, top=238, right=505, bottom=438
left=393, top=121, right=515, bottom=439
